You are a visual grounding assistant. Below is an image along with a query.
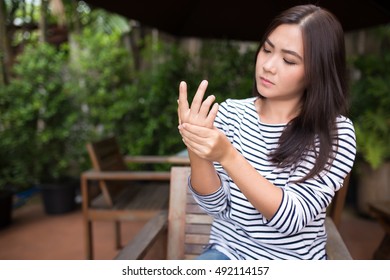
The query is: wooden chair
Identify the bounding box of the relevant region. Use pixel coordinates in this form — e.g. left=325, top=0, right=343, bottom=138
left=369, top=200, right=390, bottom=259
left=81, top=136, right=189, bottom=259
left=115, top=166, right=352, bottom=260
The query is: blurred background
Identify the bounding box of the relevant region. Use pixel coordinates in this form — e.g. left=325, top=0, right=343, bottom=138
left=0, top=0, right=389, bottom=260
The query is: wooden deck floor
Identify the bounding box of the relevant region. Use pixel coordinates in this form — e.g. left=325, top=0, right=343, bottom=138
left=0, top=194, right=385, bottom=260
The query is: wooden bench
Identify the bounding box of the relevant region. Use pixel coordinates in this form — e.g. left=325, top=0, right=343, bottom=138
left=115, top=166, right=352, bottom=260
left=81, top=136, right=189, bottom=259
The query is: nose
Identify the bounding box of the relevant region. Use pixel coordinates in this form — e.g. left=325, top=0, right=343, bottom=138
left=262, top=55, right=276, bottom=74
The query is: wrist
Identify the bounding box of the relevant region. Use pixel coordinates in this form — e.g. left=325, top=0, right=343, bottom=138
left=219, top=144, right=240, bottom=168
left=188, top=149, right=211, bottom=163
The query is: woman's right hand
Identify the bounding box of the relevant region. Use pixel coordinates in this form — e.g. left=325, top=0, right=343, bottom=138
left=177, top=80, right=219, bottom=129
left=177, top=80, right=222, bottom=194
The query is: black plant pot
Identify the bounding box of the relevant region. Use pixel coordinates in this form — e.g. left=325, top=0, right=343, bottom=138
left=40, top=181, right=76, bottom=215
left=0, top=190, right=13, bottom=228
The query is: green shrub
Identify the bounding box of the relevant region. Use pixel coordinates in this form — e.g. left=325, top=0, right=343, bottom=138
left=1, top=31, right=258, bottom=185
left=350, top=38, right=390, bottom=169
left=0, top=43, right=85, bottom=185
left=68, top=29, right=135, bottom=141
left=194, top=40, right=256, bottom=103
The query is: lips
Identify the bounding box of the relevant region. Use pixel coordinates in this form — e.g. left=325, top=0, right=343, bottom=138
left=260, top=76, right=274, bottom=86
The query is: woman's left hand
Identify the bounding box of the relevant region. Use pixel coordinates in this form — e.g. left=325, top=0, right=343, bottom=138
left=179, top=122, right=232, bottom=163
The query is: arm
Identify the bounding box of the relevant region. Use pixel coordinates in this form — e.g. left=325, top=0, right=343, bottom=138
left=178, top=80, right=220, bottom=195
left=180, top=93, right=356, bottom=224
left=182, top=112, right=356, bottom=231
left=178, top=81, right=282, bottom=219
left=180, top=122, right=283, bottom=219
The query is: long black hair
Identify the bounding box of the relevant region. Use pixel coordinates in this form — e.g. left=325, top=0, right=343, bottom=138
left=253, top=4, right=348, bottom=181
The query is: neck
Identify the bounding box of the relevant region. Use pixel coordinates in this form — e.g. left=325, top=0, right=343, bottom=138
left=256, top=97, right=301, bottom=124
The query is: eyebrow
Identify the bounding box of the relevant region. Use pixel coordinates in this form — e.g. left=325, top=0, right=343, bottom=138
left=265, top=39, right=303, bottom=61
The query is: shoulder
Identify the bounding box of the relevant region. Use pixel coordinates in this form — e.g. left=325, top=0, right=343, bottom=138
left=334, top=115, right=356, bottom=161
left=335, top=115, right=356, bottom=140
left=219, top=97, right=256, bottom=113
left=336, top=115, right=354, bottom=127
left=222, top=97, right=257, bottom=106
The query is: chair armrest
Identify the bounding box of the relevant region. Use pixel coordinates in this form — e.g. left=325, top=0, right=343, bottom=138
left=114, top=210, right=168, bottom=260
left=82, top=170, right=171, bottom=180
left=325, top=217, right=352, bottom=260
left=124, top=155, right=190, bottom=165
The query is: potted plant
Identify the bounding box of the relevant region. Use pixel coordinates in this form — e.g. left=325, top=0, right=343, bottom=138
left=0, top=172, right=33, bottom=228
left=0, top=79, right=39, bottom=227
left=28, top=43, right=85, bottom=214
left=0, top=184, right=13, bottom=228
left=349, top=30, right=390, bottom=216
left=0, top=172, right=14, bottom=228
left=2, top=43, right=85, bottom=215
left=0, top=146, right=34, bottom=228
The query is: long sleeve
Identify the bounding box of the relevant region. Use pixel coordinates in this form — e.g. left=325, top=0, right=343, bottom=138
left=187, top=97, right=356, bottom=259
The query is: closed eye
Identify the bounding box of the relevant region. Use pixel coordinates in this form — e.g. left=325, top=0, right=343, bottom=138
left=283, top=59, right=296, bottom=65
left=262, top=46, right=271, bottom=53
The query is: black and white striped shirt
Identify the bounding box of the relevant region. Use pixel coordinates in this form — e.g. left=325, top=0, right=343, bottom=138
left=189, top=97, right=356, bottom=259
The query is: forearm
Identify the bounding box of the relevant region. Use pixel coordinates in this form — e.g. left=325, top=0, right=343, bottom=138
left=188, top=150, right=221, bottom=195
left=220, top=146, right=283, bottom=220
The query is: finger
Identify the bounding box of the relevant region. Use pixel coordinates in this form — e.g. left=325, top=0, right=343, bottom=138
left=180, top=123, right=201, bottom=137
left=178, top=81, right=189, bottom=123
left=177, top=99, right=181, bottom=125
left=190, top=80, right=208, bottom=114
left=205, top=102, right=219, bottom=128
left=198, top=94, right=216, bottom=120
left=180, top=123, right=212, bottom=140
left=181, top=134, right=206, bottom=157
left=180, top=127, right=203, bottom=145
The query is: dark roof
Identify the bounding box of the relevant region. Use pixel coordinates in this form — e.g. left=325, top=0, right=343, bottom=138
left=84, top=0, right=390, bottom=41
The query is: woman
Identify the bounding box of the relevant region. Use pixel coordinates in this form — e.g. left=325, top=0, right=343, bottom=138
left=177, top=4, right=356, bottom=260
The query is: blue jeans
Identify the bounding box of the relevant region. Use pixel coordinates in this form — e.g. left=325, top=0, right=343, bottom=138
left=196, top=248, right=230, bottom=260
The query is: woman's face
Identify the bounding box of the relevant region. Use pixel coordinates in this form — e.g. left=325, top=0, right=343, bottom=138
left=255, top=24, right=306, bottom=102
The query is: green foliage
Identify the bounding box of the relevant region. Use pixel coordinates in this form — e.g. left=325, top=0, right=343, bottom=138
left=119, top=37, right=192, bottom=156
left=1, top=26, right=257, bottom=186
left=0, top=82, right=37, bottom=191
left=0, top=43, right=85, bottom=187
left=117, top=38, right=256, bottom=158
left=68, top=33, right=256, bottom=160
left=3, top=0, right=389, bottom=187
left=350, top=39, right=390, bottom=169
left=194, top=40, right=256, bottom=103
left=68, top=29, right=135, bottom=141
